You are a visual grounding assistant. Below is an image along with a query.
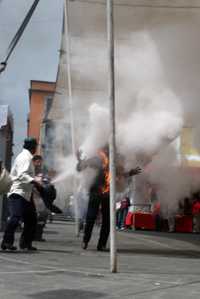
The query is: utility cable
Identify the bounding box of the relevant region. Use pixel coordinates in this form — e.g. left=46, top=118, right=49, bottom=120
left=0, top=0, right=40, bottom=74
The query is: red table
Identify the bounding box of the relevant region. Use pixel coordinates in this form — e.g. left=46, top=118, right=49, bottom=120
left=125, top=211, right=134, bottom=226
left=126, top=212, right=155, bottom=230
left=175, top=215, right=193, bottom=233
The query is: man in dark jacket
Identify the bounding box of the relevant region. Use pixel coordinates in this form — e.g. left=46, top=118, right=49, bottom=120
left=32, top=155, right=61, bottom=241
left=77, top=146, right=141, bottom=251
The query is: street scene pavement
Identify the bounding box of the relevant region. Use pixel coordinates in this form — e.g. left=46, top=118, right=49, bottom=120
left=2, top=2, right=200, bottom=299
left=0, top=221, right=200, bottom=299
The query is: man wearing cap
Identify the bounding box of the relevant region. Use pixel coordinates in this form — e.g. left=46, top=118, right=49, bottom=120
left=1, top=137, right=40, bottom=251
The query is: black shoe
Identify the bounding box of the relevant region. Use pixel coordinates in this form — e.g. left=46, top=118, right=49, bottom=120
left=20, top=245, right=37, bottom=251
left=34, top=237, right=46, bottom=242
left=38, top=238, right=46, bottom=242
left=19, top=241, right=37, bottom=251
left=19, top=241, right=27, bottom=250
left=97, top=245, right=106, bottom=251
left=27, top=245, right=37, bottom=251
left=1, top=242, right=17, bottom=251
left=82, top=242, right=88, bottom=250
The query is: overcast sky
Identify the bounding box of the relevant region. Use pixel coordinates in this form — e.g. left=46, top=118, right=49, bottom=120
left=0, top=0, right=63, bottom=155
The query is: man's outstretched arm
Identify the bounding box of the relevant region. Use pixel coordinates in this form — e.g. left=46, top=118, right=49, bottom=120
left=124, top=166, right=142, bottom=178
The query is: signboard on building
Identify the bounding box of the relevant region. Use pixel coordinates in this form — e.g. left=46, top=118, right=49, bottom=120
left=180, top=127, right=200, bottom=167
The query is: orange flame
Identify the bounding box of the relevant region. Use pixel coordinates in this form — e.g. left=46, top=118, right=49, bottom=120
left=99, top=150, right=110, bottom=194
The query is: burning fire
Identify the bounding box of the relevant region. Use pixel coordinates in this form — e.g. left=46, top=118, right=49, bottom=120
left=99, top=150, right=110, bottom=194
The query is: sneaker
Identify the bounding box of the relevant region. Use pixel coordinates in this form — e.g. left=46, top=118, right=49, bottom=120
left=1, top=242, right=17, bottom=251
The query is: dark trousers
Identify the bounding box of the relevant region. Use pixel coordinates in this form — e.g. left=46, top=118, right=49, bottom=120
left=83, top=192, right=110, bottom=248
left=3, top=193, right=37, bottom=246
left=34, top=211, right=48, bottom=240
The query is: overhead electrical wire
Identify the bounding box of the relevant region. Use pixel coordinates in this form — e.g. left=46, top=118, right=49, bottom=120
left=1, top=0, right=200, bottom=75
left=0, top=18, right=60, bottom=28
left=0, top=0, right=40, bottom=74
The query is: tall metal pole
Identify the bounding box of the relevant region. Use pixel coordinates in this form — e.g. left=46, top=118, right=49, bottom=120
left=64, top=0, right=79, bottom=236
left=107, top=0, right=117, bottom=273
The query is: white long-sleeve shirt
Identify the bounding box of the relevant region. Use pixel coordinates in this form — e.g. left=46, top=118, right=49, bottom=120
left=8, top=149, right=35, bottom=201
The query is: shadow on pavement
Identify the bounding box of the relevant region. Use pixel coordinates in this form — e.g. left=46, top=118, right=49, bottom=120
left=29, top=289, right=106, bottom=299
left=0, top=250, right=38, bottom=254
left=124, top=230, right=200, bottom=245
left=118, top=248, right=200, bottom=259
left=44, top=230, right=59, bottom=235
left=39, top=248, right=73, bottom=254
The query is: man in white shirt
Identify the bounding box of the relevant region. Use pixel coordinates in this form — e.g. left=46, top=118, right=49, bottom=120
left=1, top=137, right=40, bottom=251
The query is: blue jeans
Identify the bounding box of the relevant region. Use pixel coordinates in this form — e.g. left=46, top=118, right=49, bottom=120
left=117, top=208, right=128, bottom=228
left=2, top=193, right=37, bottom=246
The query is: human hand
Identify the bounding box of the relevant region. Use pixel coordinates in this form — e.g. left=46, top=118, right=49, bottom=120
left=32, top=176, right=43, bottom=192
left=76, top=159, right=88, bottom=171
left=129, top=166, right=142, bottom=176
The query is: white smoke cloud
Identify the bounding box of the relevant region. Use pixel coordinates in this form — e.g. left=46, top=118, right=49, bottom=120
left=80, top=32, right=183, bottom=171
left=147, top=143, right=200, bottom=216
left=81, top=103, right=109, bottom=157
left=61, top=30, right=185, bottom=220
left=54, top=6, right=200, bottom=217
left=117, top=89, right=183, bottom=170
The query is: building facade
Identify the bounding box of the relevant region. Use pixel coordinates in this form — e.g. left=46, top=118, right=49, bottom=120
left=0, top=105, right=14, bottom=229
left=28, top=80, right=56, bottom=169
left=0, top=105, right=13, bottom=171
